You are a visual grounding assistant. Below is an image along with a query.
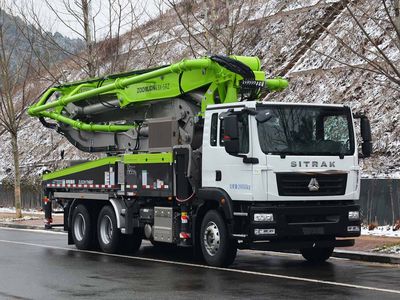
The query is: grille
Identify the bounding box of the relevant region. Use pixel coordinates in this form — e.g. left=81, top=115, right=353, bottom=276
left=276, top=173, right=347, bottom=196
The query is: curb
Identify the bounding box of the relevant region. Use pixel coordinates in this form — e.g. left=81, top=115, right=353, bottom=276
left=333, top=249, right=400, bottom=264
left=0, top=222, right=64, bottom=232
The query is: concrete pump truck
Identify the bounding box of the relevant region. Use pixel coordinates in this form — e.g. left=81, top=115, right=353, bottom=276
left=28, top=55, right=372, bottom=267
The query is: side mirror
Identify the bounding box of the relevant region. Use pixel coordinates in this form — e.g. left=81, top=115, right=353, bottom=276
left=256, top=110, right=273, bottom=123
left=222, top=114, right=240, bottom=154
left=360, top=117, right=372, bottom=158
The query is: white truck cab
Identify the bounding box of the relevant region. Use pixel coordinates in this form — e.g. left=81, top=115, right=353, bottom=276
left=200, top=101, right=370, bottom=260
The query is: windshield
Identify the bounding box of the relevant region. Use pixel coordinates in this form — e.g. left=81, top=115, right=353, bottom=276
left=257, top=105, right=354, bottom=156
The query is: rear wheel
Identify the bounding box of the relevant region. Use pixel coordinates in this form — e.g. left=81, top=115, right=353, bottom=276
left=71, top=204, right=94, bottom=250
left=200, top=210, right=237, bottom=267
left=97, top=206, right=120, bottom=253
left=300, top=247, right=334, bottom=263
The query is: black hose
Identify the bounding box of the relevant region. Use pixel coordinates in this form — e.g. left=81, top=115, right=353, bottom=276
left=210, top=55, right=261, bottom=101
left=210, top=55, right=255, bottom=80
left=134, top=122, right=142, bottom=151
left=39, top=117, right=58, bottom=130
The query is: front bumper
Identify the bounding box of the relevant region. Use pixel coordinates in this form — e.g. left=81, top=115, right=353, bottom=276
left=233, top=201, right=360, bottom=249
left=239, top=238, right=354, bottom=251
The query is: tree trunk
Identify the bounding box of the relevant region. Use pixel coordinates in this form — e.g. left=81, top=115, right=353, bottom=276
left=10, top=131, right=22, bottom=218
left=81, top=0, right=95, bottom=77
left=394, top=0, right=400, bottom=47
left=394, top=0, right=400, bottom=28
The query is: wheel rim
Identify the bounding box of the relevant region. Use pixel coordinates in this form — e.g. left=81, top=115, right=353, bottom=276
left=203, top=221, right=220, bottom=256
left=100, top=215, right=113, bottom=245
left=74, top=213, right=86, bottom=242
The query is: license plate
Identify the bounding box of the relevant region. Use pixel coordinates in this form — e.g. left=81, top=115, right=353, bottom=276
left=302, top=227, right=324, bottom=235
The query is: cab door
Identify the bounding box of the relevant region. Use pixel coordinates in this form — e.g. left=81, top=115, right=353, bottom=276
left=202, top=109, right=253, bottom=201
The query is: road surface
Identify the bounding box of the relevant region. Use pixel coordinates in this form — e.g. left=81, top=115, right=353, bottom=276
left=0, top=227, right=399, bottom=299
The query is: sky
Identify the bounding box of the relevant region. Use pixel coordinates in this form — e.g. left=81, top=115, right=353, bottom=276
left=5, top=0, right=163, bottom=39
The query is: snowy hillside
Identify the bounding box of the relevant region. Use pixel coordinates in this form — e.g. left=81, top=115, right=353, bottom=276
left=1, top=0, right=399, bottom=181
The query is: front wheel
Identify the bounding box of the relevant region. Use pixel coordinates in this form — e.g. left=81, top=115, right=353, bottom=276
left=300, top=247, right=334, bottom=263
left=200, top=210, right=237, bottom=267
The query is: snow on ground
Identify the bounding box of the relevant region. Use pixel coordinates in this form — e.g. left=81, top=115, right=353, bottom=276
left=359, top=226, right=400, bottom=254
left=374, top=245, right=400, bottom=254
left=0, top=215, right=40, bottom=222
left=0, top=207, right=43, bottom=215
left=0, top=207, right=43, bottom=222
left=361, top=225, right=400, bottom=238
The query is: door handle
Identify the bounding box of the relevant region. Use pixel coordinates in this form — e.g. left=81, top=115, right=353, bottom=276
left=215, top=170, right=222, bottom=181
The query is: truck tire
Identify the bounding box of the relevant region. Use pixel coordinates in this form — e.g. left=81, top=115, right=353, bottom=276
left=97, top=205, right=121, bottom=253
left=300, top=247, right=334, bottom=263
left=71, top=204, right=94, bottom=250
left=200, top=210, right=237, bottom=267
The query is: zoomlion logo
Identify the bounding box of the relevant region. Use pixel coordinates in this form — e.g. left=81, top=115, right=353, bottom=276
left=137, top=83, right=170, bottom=93
left=308, top=178, right=320, bottom=192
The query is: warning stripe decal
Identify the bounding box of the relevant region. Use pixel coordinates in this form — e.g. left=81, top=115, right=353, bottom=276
left=46, top=184, right=117, bottom=189
left=46, top=183, right=170, bottom=190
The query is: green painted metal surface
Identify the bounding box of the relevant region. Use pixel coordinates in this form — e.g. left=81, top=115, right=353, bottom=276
left=43, top=153, right=173, bottom=180
left=43, top=156, right=120, bottom=181
left=28, top=56, right=288, bottom=133
left=40, top=111, right=135, bottom=132
left=265, top=78, right=289, bottom=91
left=123, top=152, right=173, bottom=164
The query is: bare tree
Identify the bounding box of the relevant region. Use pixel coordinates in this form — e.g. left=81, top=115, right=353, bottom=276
left=306, top=0, right=400, bottom=89
left=42, top=0, right=99, bottom=77
left=12, top=1, right=83, bottom=83
left=126, top=0, right=169, bottom=68
left=101, top=0, right=150, bottom=73
left=16, top=0, right=162, bottom=79
left=14, top=0, right=103, bottom=79
left=88, top=0, right=169, bottom=71
left=164, top=0, right=264, bottom=56
left=103, top=0, right=125, bottom=72
left=0, top=3, right=36, bottom=218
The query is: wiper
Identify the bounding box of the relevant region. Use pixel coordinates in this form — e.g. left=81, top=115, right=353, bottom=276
left=275, top=151, right=347, bottom=157
left=315, top=151, right=346, bottom=158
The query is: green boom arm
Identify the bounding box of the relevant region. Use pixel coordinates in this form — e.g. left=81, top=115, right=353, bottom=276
left=28, top=56, right=288, bottom=133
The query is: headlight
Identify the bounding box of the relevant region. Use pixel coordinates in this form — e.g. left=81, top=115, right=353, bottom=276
left=254, top=228, right=275, bottom=235
left=348, top=211, right=360, bottom=221
left=254, top=213, right=274, bottom=222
